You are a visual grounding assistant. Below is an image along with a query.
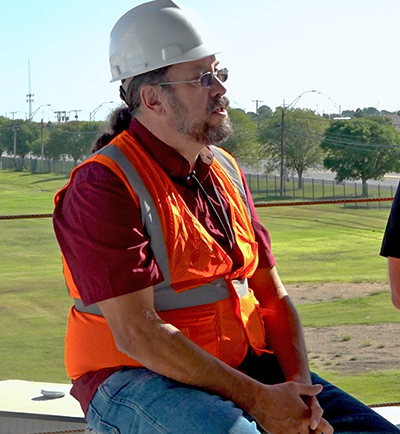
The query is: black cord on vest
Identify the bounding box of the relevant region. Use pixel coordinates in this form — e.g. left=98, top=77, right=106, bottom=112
left=188, top=171, right=236, bottom=250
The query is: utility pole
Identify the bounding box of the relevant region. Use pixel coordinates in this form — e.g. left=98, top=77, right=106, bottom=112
left=69, top=109, right=82, bottom=121
left=54, top=111, right=68, bottom=122
left=251, top=99, right=263, bottom=115
left=12, top=126, right=18, bottom=170
left=26, top=59, right=34, bottom=120
left=280, top=100, right=285, bottom=197
left=40, top=119, right=45, bottom=172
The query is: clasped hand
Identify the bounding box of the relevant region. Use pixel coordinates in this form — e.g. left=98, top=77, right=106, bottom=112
left=253, top=381, right=334, bottom=434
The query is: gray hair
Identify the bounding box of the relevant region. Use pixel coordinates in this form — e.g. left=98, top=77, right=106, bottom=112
left=120, top=67, right=171, bottom=116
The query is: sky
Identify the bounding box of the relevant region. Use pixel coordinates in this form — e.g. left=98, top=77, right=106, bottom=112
left=1, top=0, right=399, bottom=122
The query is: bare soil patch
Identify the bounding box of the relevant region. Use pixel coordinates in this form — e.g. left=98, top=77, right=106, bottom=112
left=286, top=282, right=400, bottom=375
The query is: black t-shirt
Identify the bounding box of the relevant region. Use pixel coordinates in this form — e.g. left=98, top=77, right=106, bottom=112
left=381, top=182, right=400, bottom=258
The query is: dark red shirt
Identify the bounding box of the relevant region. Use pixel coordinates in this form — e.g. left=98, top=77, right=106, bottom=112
left=53, top=118, right=275, bottom=414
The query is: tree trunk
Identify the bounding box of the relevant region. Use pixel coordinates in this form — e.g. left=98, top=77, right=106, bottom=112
left=297, top=169, right=303, bottom=189
left=362, top=178, right=368, bottom=197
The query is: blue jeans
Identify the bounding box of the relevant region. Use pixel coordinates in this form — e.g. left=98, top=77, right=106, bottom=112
left=86, top=355, right=399, bottom=434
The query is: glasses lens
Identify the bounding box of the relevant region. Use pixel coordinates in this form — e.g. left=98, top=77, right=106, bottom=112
left=217, top=68, right=228, bottom=83
left=200, top=72, right=214, bottom=88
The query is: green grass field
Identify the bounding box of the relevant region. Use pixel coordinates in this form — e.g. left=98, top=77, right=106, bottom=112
left=0, top=170, right=399, bottom=404
left=257, top=204, right=391, bottom=283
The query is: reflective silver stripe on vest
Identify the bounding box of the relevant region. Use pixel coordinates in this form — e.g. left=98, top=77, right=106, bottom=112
left=74, top=279, right=249, bottom=316
left=90, top=142, right=250, bottom=312
left=154, top=277, right=249, bottom=310
left=210, top=145, right=250, bottom=213
left=74, top=298, right=102, bottom=316
left=96, top=145, right=169, bottom=287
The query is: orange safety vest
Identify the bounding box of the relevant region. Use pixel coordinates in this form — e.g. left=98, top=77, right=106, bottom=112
left=55, top=131, right=270, bottom=380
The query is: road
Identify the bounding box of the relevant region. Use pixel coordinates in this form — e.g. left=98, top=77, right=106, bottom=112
left=302, top=171, right=400, bottom=192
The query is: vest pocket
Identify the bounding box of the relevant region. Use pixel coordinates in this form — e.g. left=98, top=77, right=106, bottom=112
left=160, top=308, right=219, bottom=358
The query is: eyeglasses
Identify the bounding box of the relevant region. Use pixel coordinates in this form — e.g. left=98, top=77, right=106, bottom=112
left=158, top=68, right=228, bottom=89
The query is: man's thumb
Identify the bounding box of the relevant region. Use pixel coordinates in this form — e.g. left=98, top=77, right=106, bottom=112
left=299, top=383, right=323, bottom=397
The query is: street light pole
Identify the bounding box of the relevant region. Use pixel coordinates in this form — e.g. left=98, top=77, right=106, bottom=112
left=89, top=101, right=114, bottom=121
left=279, top=90, right=318, bottom=196
left=30, top=104, right=51, bottom=121
left=316, top=92, right=342, bottom=115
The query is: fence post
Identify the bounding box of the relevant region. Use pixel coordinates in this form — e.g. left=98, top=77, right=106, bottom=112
left=292, top=177, right=295, bottom=199
left=343, top=181, right=346, bottom=208
left=378, top=184, right=381, bottom=210
left=283, top=176, right=286, bottom=197
left=312, top=178, right=315, bottom=200
left=355, top=182, right=357, bottom=208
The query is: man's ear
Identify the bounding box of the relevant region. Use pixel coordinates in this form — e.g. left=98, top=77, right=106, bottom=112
left=140, top=85, right=165, bottom=115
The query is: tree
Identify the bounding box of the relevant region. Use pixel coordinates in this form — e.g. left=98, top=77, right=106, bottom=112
left=28, top=120, right=51, bottom=158
left=0, top=116, right=9, bottom=154
left=321, top=117, right=400, bottom=196
left=258, top=108, right=329, bottom=187
left=362, top=107, right=380, bottom=116
left=220, top=108, right=260, bottom=168
left=0, top=117, right=40, bottom=160
left=46, top=121, right=103, bottom=165
left=247, top=105, right=273, bottom=123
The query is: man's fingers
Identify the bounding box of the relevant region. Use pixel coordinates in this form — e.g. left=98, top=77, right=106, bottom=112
left=297, top=382, right=323, bottom=397
left=308, top=398, right=323, bottom=430
left=315, top=417, right=334, bottom=434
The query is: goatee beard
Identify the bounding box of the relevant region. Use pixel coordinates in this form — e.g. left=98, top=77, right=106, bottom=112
left=188, top=116, right=232, bottom=146
left=168, top=93, right=233, bottom=145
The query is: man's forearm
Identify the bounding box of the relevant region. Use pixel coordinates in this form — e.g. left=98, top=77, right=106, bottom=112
left=110, top=304, right=270, bottom=416
left=261, top=296, right=311, bottom=384
left=249, top=266, right=311, bottom=384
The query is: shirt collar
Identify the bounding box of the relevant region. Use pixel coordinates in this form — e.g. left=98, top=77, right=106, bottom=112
left=128, top=118, right=213, bottom=183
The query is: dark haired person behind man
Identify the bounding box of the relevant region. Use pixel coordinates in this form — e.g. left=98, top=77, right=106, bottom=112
left=53, top=1, right=399, bottom=433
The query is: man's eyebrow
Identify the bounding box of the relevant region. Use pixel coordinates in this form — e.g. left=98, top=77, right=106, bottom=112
left=184, top=60, right=221, bottom=78
left=195, top=60, right=220, bottom=72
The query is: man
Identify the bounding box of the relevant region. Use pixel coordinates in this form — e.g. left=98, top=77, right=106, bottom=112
left=53, top=1, right=399, bottom=433
left=381, top=182, right=400, bottom=309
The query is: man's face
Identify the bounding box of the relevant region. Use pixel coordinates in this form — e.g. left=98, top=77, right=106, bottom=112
left=162, top=56, right=232, bottom=146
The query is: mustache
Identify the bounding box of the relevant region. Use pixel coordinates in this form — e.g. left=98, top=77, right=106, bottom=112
left=208, top=96, right=230, bottom=114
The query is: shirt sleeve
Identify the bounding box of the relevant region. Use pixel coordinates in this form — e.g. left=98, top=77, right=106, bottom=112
left=380, top=182, right=400, bottom=258
left=53, top=162, right=164, bottom=306
left=240, top=169, right=276, bottom=269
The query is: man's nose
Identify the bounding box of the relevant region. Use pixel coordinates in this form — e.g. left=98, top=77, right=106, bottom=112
left=210, top=75, right=227, bottom=98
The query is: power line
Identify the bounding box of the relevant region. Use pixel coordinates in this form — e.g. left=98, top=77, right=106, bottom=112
left=284, top=127, right=399, bottom=150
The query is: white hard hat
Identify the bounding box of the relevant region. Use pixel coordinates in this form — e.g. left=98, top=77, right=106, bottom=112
left=109, top=0, right=220, bottom=83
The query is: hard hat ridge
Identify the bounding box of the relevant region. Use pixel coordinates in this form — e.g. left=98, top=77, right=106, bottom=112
left=109, top=0, right=219, bottom=83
